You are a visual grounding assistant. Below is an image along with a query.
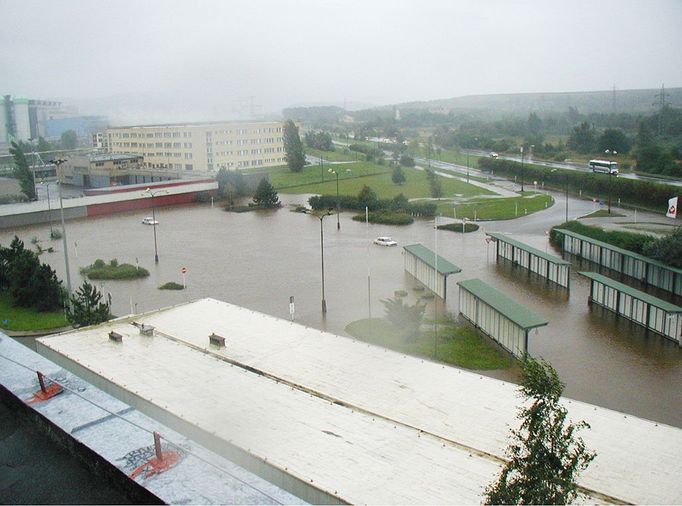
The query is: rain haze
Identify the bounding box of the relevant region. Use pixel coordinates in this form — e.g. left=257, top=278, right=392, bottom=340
left=2, top=0, right=681, bottom=123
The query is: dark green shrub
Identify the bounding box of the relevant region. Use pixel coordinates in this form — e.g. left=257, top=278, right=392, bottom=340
left=352, top=211, right=413, bottom=225
left=438, top=222, right=480, bottom=233
left=159, top=282, right=185, bottom=290
left=549, top=221, right=654, bottom=253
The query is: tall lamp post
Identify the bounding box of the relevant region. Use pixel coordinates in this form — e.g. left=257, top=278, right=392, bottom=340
left=317, top=208, right=334, bottom=314
left=605, top=149, right=617, bottom=214
left=48, top=159, right=72, bottom=295
left=520, top=146, right=525, bottom=192
left=551, top=169, right=569, bottom=223
left=142, top=188, right=168, bottom=263
left=41, top=179, right=53, bottom=237
left=466, top=150, right=470, bottom=183
left=328, top=168, right=351, bottom=230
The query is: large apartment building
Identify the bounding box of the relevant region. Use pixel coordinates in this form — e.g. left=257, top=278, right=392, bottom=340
left=106, top=121, right=288, bottom=172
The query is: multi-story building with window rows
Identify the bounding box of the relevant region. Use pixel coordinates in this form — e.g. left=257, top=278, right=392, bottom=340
left=105, top=121, right=288, bottom=172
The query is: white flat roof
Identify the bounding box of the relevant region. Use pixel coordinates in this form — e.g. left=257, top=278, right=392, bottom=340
left=38, top=298, right=682, bottom=504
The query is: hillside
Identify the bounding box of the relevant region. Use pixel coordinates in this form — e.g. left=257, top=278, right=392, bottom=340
left=392, top=87, right=682, bottom=115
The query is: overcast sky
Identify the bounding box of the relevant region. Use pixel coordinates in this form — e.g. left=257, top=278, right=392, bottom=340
left=2, top=0, right=681, bottom=122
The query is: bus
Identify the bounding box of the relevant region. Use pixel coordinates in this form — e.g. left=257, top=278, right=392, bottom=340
left=588, top=159, right=619, bottom=175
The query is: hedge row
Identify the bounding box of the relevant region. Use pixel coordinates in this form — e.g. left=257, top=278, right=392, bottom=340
left=308, top=194, right=436, bottom=216
left=548, top=220, right=653, bottom=253
left=478, top=158, right=679, bottom=211
left=351, top=212, right=414, bottom=225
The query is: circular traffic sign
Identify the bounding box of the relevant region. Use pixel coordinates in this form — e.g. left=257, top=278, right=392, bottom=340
left=181, top=267, right=187, bottom=274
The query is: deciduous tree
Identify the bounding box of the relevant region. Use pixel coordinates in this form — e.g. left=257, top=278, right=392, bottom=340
left=9, top=141, right=36, bottom=200
left=567, top=122, right=596, bottom=154
left=60, top=129, right=78, bottom=150
left=283, top=120, right=305, bottom=172
left=392, top=165, right=406, bottom=184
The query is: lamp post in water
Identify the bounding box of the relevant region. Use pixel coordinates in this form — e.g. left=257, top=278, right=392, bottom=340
left=520, top=146, right=525, bottom=192
left=142, top=188, right=168, bottom=263
left=317, top=208, right=334, bottom=314
left=48, top=159, right=72, bottom=295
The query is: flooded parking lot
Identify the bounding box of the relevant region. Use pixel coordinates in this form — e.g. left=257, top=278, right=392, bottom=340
left=2, top=192, right=681, bottom=428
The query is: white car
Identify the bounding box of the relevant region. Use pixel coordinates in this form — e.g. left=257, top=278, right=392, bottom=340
left=142, top=217, right=159, bottom=225
left=490, top=152, right=498, bottom=159
left=374, top=236, right=397, bottom=246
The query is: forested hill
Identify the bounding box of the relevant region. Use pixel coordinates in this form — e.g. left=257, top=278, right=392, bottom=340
left=393, top=88, right=682, bottom=115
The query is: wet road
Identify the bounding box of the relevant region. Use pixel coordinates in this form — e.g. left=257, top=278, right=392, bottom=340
left=2, top=193, right=681, bottom=428
left=462, top=148, right=682, bottom=187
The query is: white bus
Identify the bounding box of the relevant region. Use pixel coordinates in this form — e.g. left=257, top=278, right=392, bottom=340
left=589, top=159, right=619, bottom=175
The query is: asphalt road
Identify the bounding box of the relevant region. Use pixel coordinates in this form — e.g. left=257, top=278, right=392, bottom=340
left=462, top=149, right=682, bottom=187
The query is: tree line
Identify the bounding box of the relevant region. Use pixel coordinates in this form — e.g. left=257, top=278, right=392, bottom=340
left=478, top=157, right=680, bottom=211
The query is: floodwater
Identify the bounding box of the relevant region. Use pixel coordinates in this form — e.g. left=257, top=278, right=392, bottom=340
left=2, top=192, right=681, bottom=428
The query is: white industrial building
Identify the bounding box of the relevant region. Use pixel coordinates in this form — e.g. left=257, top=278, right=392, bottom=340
left=35, top=298, right=682, bottom=504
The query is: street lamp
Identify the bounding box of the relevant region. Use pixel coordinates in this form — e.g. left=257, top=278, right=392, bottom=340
left=316, top=208, right=334, bottom=314
left=48, top=159, right=72, bottom=295
left=520, top=146, right=525, bottom=192
left=328, top=168, right=351, bottom=230
left=466, top=150, right=470, bottom=183
left=551, top=169, right=569, bottom=223
left=41, top=179, right=53, bottom=237
left=605, top=149, right=618, bottom=214
left=142, top=187, right=168, bottom=263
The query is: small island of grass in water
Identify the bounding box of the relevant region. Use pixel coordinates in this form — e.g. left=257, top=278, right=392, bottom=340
left=345, top=296, right=512, bottom=370
left=80, top=259, right=149, bottom=280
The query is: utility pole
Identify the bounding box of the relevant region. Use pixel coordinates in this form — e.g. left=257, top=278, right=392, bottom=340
left=49, top=159, right=72, bottom=295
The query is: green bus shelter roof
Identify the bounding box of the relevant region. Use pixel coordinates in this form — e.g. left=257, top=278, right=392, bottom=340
left=555, top=229, right=682, bottom=275
left=487, top=232, right=570, bottom=265
left=579, top=272, right=682, bottom=313
left=457, top=278, right=549, bottom=330
left=403, top=244, right=462, bottom=275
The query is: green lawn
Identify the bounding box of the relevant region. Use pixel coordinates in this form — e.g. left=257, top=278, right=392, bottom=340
left=0, top=293, right=68, bottom=331
left=278, top=163, right=493, bottom=200
left=345, top=317, right=512, bottom=370
left=308, top=147, right=358, bottom=162
left=270, top=161, right=390, bottom=190
left=441, top=193, right=554, bottom=220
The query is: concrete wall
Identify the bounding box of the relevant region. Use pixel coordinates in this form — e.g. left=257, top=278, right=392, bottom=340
left=0, top=206, right=87, bottom=229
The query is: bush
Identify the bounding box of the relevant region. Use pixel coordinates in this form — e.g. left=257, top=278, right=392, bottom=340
left=549, top=221, right=654, bottom=253
left=159, top=281, right=185, bottom=290
left=352, top=211, right=414, bottom=225
left=309, top=193, right=436, bottom=216
left=80, top=259, right=149, bottom=280
left=437, top=222, right=480, bottom=233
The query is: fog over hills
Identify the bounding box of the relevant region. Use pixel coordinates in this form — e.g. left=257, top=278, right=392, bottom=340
left=75, top=87, right=682, bottom=126
left=388, top=87, right=682, bottom=116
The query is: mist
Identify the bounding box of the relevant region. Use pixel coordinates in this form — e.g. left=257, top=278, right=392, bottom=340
left=2, top=0, right=680, bottom=123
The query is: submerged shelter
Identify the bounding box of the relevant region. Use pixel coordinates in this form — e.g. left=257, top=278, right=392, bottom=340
left=403, top=243, right=461, bottom=299
left=487, top=232, right=571, bottom=288
left=580, top=271, right=682, bottom=345
left=555, top=229, right=682, bottom=297
left=457, top=278, right=549, bottom=358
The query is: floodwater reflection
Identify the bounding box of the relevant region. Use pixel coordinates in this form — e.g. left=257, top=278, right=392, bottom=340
left=2, top=194, right=681, bottom=427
